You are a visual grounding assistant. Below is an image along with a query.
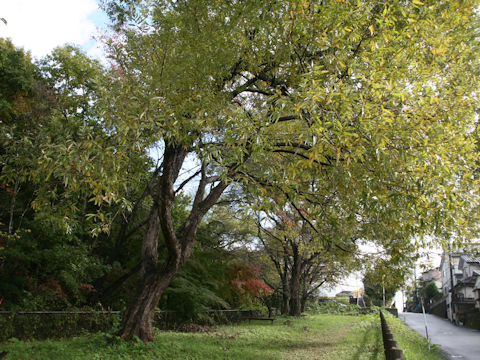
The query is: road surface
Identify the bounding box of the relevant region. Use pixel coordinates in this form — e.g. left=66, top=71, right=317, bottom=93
left=401, top=312, right=480, bottom=360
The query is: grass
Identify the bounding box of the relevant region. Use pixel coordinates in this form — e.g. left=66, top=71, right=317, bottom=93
left=384, top=313, right=446, bottom=360
left=0, top=313, right=444, bottom=360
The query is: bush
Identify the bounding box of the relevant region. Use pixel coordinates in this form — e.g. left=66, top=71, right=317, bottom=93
left=0, top=310, right=121, bottom=341
left=305, top=301, right=375, bottom=315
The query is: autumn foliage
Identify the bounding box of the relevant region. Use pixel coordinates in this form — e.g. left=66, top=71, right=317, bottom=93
left=228, top=264, right=273, bottom=304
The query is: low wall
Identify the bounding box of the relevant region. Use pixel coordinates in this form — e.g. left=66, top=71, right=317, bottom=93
left=380, top=310, right=404, bottom=360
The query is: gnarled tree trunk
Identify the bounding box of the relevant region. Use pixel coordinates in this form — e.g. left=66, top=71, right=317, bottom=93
left=120, top=205, right=176, bottom=341
left=119, top=144, right=228, bottom=342
left=120, top=268, right=176, bottom=341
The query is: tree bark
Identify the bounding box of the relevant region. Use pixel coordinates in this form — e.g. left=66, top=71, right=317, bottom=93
left=120, top=203, right=165, bottom=341
left=119, top=268, right=176, bottom=341
left=119, top=144, right=228, bottom=342
left=289, top=243, right=302, bottom=316
left=281, top=253, right=290, bottom=315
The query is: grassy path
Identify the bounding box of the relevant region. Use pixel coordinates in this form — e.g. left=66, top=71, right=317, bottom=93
left=0, top=314, right=442, bottom=359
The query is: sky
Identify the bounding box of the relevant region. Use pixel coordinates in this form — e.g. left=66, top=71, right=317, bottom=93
left=0, top=0, right=108, bottom=60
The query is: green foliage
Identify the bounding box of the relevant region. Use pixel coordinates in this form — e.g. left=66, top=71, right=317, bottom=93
left=363, top=248, right=414, bottom=307
left=424, top=282, right=440, bottom=301
left=0, top=226, right=110, bottom=309
left=0, top=39, right=151, bottom=312
left=160, top=276, right=229, bottom=323
left=306, top=301, right=374, bottom=316
left=0, top=311, right=120, bottom=341
left=0, top=38, right=35, bottom=123
left=99, top=0, right=480, bottom=251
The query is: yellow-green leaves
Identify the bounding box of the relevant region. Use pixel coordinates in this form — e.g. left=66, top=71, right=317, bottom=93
left=98, top=0, right=480, bottom=249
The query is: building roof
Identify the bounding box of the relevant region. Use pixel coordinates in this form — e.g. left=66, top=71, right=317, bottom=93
left=440, top=253, right=462, bottom=269
left=461, top=255, right=480, bottom=264
left=454, top=274, right=477, bottom=288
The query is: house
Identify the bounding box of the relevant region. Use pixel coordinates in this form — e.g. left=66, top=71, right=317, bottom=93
left=440, top=253, right=480, bottom=324
left=474, top=277, right=480, bottom=309
left=455, top=256, right=480, bottom=301
left=440, top=253, right=462, bottom=321
left=420, top=268, right=442, bottom=290
left=335, top=290, right=354, bottom=298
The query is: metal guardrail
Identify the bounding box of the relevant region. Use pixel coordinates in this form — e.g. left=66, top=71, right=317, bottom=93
left=380, top=310, right=404, bottom=360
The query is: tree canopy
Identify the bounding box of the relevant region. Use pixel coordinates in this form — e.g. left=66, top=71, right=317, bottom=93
left=0, top=0, right=479, bottom=343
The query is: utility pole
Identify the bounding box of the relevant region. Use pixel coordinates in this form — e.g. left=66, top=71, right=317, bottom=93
left=382, top=274, right=386, bottom=308
left=448, top=251, right=456, bottom=323
left=420, top=295, right=430, bottom=350
left=413, top=265, right=417, bottom=311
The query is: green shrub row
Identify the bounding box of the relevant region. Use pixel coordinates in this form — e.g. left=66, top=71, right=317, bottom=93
left=306, top=301, right=375, bottom=315
left=0, top=311, right=120, bottom=341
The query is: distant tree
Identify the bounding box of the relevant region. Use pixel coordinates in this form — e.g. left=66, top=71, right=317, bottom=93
left=424, top=281, right=440, bottom=301
left=363, top=254, right=413, bottom=307
left=257, top=206, right=359, bottom=316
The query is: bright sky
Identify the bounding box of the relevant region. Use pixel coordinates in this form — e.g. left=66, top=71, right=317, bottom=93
left=0, top=0, right=108, bottom=60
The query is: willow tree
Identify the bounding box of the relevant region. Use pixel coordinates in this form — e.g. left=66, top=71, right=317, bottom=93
left=98, top=0, right=479, bottom=341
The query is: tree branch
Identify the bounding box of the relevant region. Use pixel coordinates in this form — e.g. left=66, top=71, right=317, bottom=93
left=175, top=169, right=202, bottom=194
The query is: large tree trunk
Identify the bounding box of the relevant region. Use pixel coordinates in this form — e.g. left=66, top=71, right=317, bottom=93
left=281, top=254, right=290, bottom=315
left=289, top=243, right=302, bottom=316
left=119, top=269, right=176, bottom=341
left=119, top=203, right=167, bottom=341
left=300, top=285, right=308, bottom=313
left=119, top=144, right=228, bottom=342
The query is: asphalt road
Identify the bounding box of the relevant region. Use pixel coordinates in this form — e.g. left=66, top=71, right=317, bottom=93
left=400, top=312, right=480, bottom=360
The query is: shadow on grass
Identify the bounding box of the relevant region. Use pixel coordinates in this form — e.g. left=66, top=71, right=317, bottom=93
left=349, top=322, right=382, bottom=360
